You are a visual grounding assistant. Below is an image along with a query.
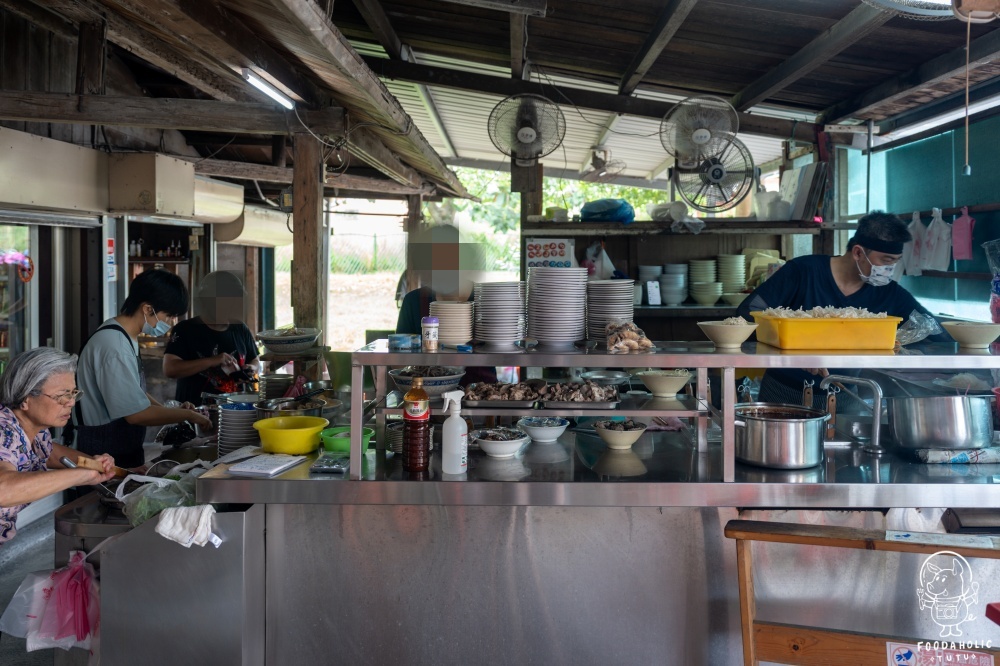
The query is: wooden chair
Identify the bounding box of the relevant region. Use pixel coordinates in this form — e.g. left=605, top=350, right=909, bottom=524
left=725, top=519, right=1000, bottom=665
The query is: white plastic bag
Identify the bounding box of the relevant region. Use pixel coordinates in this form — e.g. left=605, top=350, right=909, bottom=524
left=901, top=211, right=924, bottom=277
left=921, top=207, right=952, bottom=271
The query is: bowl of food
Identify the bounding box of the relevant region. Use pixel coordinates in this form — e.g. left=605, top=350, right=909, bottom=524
left=254, top=415, right=329, bottom=454
left=593, top=419, right=648, bottom=450
left=470, top=427, right=530, bottom=458
left=516, top=417, right=570, bottom=443
left=698, top=318, right=757, bottom=348
left=635, top=370, right=691, bottom=398
left=320, top=426, right=374, bottom=453
left=389, top=366, right=466, bottom=396
left=721, top=293, right=747, bottom=306
left=942, top=322, right=1000, bottom=349
left=257, top=327, right=322, bottom=354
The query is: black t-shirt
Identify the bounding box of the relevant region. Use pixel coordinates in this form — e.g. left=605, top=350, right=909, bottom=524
left=165, top=318, right=259, bottom=404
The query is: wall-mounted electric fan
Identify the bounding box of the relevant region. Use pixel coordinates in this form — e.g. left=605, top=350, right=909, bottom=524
left=660, top=95, right=739, bottom=169
left=487, top=94, right=566, bottom=166
left=673, top=135, right=755, bottom=213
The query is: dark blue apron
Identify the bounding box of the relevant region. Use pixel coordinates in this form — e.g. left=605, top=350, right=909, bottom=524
left=75, top=324, right=147, bottom=468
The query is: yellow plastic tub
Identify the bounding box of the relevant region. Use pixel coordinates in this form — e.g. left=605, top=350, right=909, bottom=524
left=750, top=311, right=902, bottom=350
left=254, top=416, right=329, bottom=454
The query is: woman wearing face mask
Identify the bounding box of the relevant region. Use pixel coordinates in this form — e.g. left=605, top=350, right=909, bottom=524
left=736, top=211, right=950, bottom=408
left=75, top=269, right=212, bottom=468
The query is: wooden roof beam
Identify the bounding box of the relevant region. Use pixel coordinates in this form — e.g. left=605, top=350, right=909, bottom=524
left=363, top=56, right=819, bottom=143
left=821, top=24, right=1000, bottom=123
left=0, top=91, right=345, bottom=134
left=186, top=157, right=433, bottom=195
left=619, top=0, right=698, bottom=96
left=510, top=14, right=526, bottom=79
left=438, top=0, right=545, bottom=17
left=729, top=4, right=890, bottom=112
left=0, top=0, right=75, bottom=39
left=270, top=0, right=468, bottom=196
left=351, top=0, right=403, bottom=60
left=33, top=0, right=254, bottom=103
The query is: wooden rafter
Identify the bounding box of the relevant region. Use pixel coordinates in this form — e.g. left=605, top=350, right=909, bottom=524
left=0, top=0, right=74, bottom=39
left=0, top=91, right=345, bottom=134
left=822, top=24, right=1000, bottom=123
left=729, top=3, right=891, bottom=112
left=351, top=0, right=403, bottom=59
left=618, top=0, right=698, bottom=96
left=32, top=0, right=256, bottom=103
left=438, top=0, right=545, bottom=17
left=344, top=125, right=424, bottom=188
left=269, top=0, right=468, bottom=196
left=510, top=14, right=526, bottom=79
left=363, top=56, right=820, bottom=143
left=185, top=157, right=432, bottom=195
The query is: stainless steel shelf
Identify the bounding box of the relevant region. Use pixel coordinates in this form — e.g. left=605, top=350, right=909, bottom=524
left=378, top=394, right=709, bottom=418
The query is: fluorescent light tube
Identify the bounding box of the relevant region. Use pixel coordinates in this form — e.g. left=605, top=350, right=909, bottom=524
left=241, top=68, right=294, bottom=110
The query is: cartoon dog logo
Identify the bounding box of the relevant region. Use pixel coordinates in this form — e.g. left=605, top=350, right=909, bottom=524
left=917, top=550, right=979, bottom=637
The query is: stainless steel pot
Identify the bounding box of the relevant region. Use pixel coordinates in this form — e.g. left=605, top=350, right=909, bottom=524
left=734, top=402, right=831, bottom=469
left=887, top=395, right=994, bottom=450
left=254, top=398, right=326, bottom=420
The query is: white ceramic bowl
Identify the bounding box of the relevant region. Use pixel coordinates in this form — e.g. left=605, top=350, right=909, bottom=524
left=636, top=370, right=691, bottom=397
left=389, top=368, right=466, bottom=397
left=697, top=320, right=758, bottom=348
left=257, top=328, right=321, bottom=354
left=516, top=417, right=570, bottom=443
left=721, top=293, right=747, bottom=306
left=942, top=322, right=1000, bottom=348
left=594, top=421, right=648, bottom=450
left=471, top=428, right=530, bottom=458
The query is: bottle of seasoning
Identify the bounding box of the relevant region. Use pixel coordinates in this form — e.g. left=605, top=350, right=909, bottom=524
left=421, top=316, right=439, bottom=352
left=403, top=376, right=430, bottom=472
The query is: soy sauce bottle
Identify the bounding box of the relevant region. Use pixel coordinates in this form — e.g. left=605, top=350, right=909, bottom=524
left=403, top=376, right=431, bottom=472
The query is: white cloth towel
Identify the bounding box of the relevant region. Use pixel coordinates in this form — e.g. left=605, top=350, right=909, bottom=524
left=155, top=505, right=221, bottom=548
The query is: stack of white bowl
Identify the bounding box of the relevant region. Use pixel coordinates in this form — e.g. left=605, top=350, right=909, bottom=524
left=717, top=255, right=747, bottom=294
left=586, top=279, right=635, bottom=339
left=637, top=265, right=663, bottom=283
left=474, top=281, right=526, bottom=349
left=689, top=281, right=723, bottom=305
left=527, top=267, right=588, bottom=348
left=430, top=301, right=474, bottom=346
left=689, top=259, right=717, bottom=284
left=217, top=401, right=259, bottom=455
left=658, top=263, right=688, bottom=306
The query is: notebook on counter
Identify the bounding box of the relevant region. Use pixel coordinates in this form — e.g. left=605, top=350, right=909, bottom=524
left=227, top=454, right=306, bottom=477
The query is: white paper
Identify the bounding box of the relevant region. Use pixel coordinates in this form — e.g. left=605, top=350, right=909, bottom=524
left=885, top=530, right=996, bottom=549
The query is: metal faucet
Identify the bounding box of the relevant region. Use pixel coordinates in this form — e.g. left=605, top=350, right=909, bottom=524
left=818, top=375, right=884, bottom=454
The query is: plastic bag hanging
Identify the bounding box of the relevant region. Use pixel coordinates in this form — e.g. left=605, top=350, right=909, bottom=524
left=952, top=206, right=976, bottom=261
left=902, top=211, right=924, bottom=277
left=921, top=207, right=952, bottom=272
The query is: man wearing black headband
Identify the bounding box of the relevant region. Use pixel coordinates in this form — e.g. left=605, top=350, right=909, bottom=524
left=737, top=210, right=946, bottom=408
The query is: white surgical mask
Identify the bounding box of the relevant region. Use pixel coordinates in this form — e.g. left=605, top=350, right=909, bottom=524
left=142, top=309, right=172, bottom=336
left=857, top=252, right=895, bottom=287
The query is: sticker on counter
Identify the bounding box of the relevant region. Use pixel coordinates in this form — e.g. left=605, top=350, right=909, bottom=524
left=887, top=641, right=994, bottom=665
left=886, top=531, right=997, bottom=549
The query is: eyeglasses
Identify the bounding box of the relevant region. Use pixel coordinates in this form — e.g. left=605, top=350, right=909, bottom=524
left=39, top=389, right=84, bottom=406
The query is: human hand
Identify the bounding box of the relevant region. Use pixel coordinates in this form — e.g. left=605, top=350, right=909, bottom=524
left=179, top=401, right=196, bottom=410
left=215, top=352, right=239, bottom=373
left=805, top=368, right=829, bottom=377
left=92, top=453, right=115, bottom=476
left=79, top=455, right=115, bottom=483
left=187, top=410, right=213, bottom=429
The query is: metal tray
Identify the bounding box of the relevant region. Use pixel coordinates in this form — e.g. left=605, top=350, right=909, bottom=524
left=540, top=400, right=621, bottom=410
left=463, top=399, right=538, bottom=408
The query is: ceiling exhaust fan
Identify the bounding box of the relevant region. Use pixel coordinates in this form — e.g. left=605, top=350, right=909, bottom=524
left=580, top=149, right=626, bottom=183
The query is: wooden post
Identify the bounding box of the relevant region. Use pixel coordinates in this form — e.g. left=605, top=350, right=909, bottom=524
left=271, top=134, right=287, bottom=168
left=735, top=539, right=758, bottom=666
left=75, top=20, right=106, bottom=96
left=292, top=133, right=325, bottom=331
left=518, top=161, right=544, bottom=221
left=405, top=194, right=423, bottom=294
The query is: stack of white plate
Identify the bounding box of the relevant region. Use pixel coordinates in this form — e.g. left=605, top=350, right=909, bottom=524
left=637, top=265, right=663, bottom=283
left=259, top=373, right=295, bottom=400
left=586, top=280, right=635, bottom=340
left=689, top=259, right=717, bottom=284
left=218, top=401, right=259, bottom=455
left=430, top=301, right=474, bottom=346
left=474, top=281, right=526, bottom=349
left=527, top=267, right=588, bottom=348
left=717, top=255, right=747, bottom=293
left=689, top=281, right=723, bottom=306
left=386, top=422, right=435, bottom=454
left=658, top=272, right=687, bottom=306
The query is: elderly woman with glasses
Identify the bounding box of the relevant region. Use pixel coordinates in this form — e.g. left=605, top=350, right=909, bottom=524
left=0, top=347, right=115, bottom=545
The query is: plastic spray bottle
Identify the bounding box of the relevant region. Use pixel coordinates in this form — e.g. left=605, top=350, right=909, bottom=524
left=440, top=390, right=468, bottom=475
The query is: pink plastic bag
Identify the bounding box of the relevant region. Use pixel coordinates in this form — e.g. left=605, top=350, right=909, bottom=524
left=0, top=550, right=99, bottom=652
left=282, top=375, right=307, bottom=398
left=953, top=206, right=976, bottom=261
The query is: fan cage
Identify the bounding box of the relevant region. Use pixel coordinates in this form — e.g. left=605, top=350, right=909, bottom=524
left=673, top=137, right=755, bottom=213
left=487, top=94, right=566, bottom=161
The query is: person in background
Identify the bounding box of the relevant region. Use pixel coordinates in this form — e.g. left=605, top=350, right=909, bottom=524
left=163, top=271, right=259, bottom=405
left=0, top=348, right=114, bottom=545
left=737, top=210, right=948, bottom=408
left=75, top=269, right=211, bottom=468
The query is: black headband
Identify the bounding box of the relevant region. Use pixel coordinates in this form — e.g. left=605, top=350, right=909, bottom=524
left=852, top=234, right=904, bottom=255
